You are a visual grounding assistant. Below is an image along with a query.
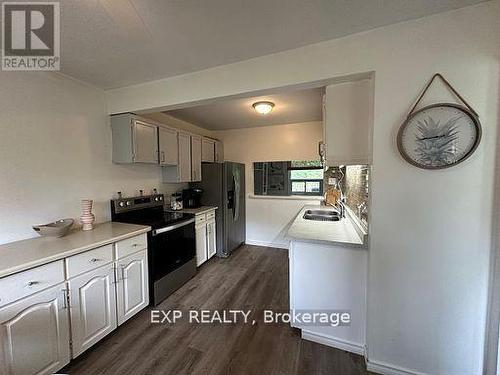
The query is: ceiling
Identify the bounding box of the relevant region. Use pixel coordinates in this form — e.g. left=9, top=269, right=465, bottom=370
left=58, top=0, right=487, bottom=89
left=165, top=87, right=324, bottom=130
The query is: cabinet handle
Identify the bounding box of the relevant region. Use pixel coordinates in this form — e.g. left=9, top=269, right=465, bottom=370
left=89, top=258, right=102, bottom=263
left=161, top=151, right=165, bottom=163
left=112, top=266, right=118, bottom=284
left=26, top=281, right=40, bottom=287
left=120, top=266, right=127, bottom=281
left=132, top=243, right=140, bottom=248
left=61, top=289, right=70, bottom=309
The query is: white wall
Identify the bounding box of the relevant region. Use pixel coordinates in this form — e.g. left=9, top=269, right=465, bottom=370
left=105, top=2, right=500, bottom=373
left=0, top=72, right=190, bottom=245
left=213, top=121, right=323, bottom=248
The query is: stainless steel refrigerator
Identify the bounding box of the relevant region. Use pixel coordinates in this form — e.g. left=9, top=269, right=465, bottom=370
left=191, top=162, right=245, bottom=257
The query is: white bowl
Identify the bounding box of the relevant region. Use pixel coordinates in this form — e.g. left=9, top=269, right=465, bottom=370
left=33, top=219, right=74, bottom=237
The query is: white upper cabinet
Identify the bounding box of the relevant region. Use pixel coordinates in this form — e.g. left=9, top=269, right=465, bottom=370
left=179, top=133, right=192, bottom=181
left=214, top=140, right=224, bottom=163
left=158, top=126, right=178, bottom=166
left=133, top=121, right=158, bottom=163
left=111, top=114, right=159, bottom=164
left=112, top=113, right=223, bottom=176
left=202, top=138, right=215, bottom=163
left=163, top=132, right=192, bottom=183
left=191, top=135, right=202, bottom=182
left=323, top=79, right=374, bottom=165
left=0, top=283, right=70, bottom=375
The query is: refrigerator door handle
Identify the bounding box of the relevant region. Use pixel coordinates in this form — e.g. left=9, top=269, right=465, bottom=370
left=233, top=174, right=239, bottom=221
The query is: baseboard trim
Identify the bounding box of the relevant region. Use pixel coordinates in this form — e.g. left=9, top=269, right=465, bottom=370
left=245, top=239, right=289, bottom=249
left=301, top=330, right=365, bottom=356
left=366, top=359, right=430, bottom=375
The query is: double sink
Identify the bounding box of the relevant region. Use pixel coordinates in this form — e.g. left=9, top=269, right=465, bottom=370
left=303, top=209, right=341, bottom=222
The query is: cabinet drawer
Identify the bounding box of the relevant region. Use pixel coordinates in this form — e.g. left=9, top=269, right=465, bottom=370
left=0, top=260, right=65, bottom=308
left=115, top=234, right=148, bottom=259
left=195, top=214, right=207, bottom=225
left=206, top=210, right=216, bottom=220
left=66, top=244, right=114, bottom=279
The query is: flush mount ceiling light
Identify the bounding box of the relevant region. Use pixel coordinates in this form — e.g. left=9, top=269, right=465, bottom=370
left=252, top=101, right=274, bottom=115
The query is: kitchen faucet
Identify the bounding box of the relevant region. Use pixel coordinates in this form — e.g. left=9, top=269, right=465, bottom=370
left=357, top=201, right=368, bottom=219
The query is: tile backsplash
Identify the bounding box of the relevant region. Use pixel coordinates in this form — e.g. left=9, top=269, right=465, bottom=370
left=324, top=165, right=369, bottom=227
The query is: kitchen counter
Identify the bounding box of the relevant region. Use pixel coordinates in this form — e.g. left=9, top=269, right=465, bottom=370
left=166, top=206, right=218, bottom=215
left=287, top=205, right=366, bottom=247
left=0, top=222, right=151, bottom=278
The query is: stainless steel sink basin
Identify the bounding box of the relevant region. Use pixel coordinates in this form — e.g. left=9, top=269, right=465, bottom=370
left=303, top=209, right=341, bottom=222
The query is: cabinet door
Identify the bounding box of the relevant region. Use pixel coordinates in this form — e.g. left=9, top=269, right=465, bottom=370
left=191, top=135, right=202, bottom=181
left=158, top=127, right=178, bottom=166
left=132, top=120, right=158, bottom=164
left=68, top=265, right=117, bottom=358
left=202, top=138, right=215, bottom=163
left=195, top=224, right=208, bottom=267
left=116, top=250, right=149, bottom=326
left=0, top=283, right=70, bottom=375
left=206, top=219, right=217, bottom=259
left=324, top=80, right=373, bottom=165
left=214, top=140, right=224, bottom=163
left=178, top=133, right=192, bottom=182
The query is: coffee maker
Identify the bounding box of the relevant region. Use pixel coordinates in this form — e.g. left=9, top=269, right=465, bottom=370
left=182, top=188, right=203, bottom=208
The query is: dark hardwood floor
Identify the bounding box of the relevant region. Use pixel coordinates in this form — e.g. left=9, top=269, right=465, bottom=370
left=62, top=245, right=374, bottom=375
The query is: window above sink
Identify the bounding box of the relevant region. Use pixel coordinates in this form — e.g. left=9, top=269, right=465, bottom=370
left=253, top=160, right=324, bottom=197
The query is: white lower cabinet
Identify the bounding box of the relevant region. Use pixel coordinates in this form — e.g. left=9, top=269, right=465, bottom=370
left=68, top=264, right=117, bottom=358
left=207, top=219, right=217, bottom=259
left=0, top=235, right=150, bottom=375
left=289, top=240, right=367, bottom=354
left=195, top=210, right=217, bottom=266
left=195, top=223, right=208, bottom=267
left=0, top=283, right=70, bottom=375
left=116, top=250, right=149, bottom=325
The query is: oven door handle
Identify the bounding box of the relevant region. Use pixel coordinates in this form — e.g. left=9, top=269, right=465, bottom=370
left=152, top=218, right=195, bottom=236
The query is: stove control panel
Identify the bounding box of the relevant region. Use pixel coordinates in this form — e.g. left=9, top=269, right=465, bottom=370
left=111, top=194, right=164, bottom=214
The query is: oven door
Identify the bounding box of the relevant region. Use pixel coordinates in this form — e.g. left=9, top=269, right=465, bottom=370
left=149, top=219, right=196, bottom=282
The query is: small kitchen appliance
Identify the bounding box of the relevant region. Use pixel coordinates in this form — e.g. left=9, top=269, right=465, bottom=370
left=182, top=188, right=203, bottom=208
left=170, top=192, right=183, bottom=210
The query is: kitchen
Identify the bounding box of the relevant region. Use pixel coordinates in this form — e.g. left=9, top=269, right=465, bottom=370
left=0, top=1, right=499, bottom=375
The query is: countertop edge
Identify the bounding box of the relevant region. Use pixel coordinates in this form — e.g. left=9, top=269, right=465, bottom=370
left=288, top=236, right=367, bottom=249
left=0, top=225, right=151, bottom=279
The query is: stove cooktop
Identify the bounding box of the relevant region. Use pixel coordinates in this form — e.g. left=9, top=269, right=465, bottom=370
left=110, top=194, right=194, bottom=230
